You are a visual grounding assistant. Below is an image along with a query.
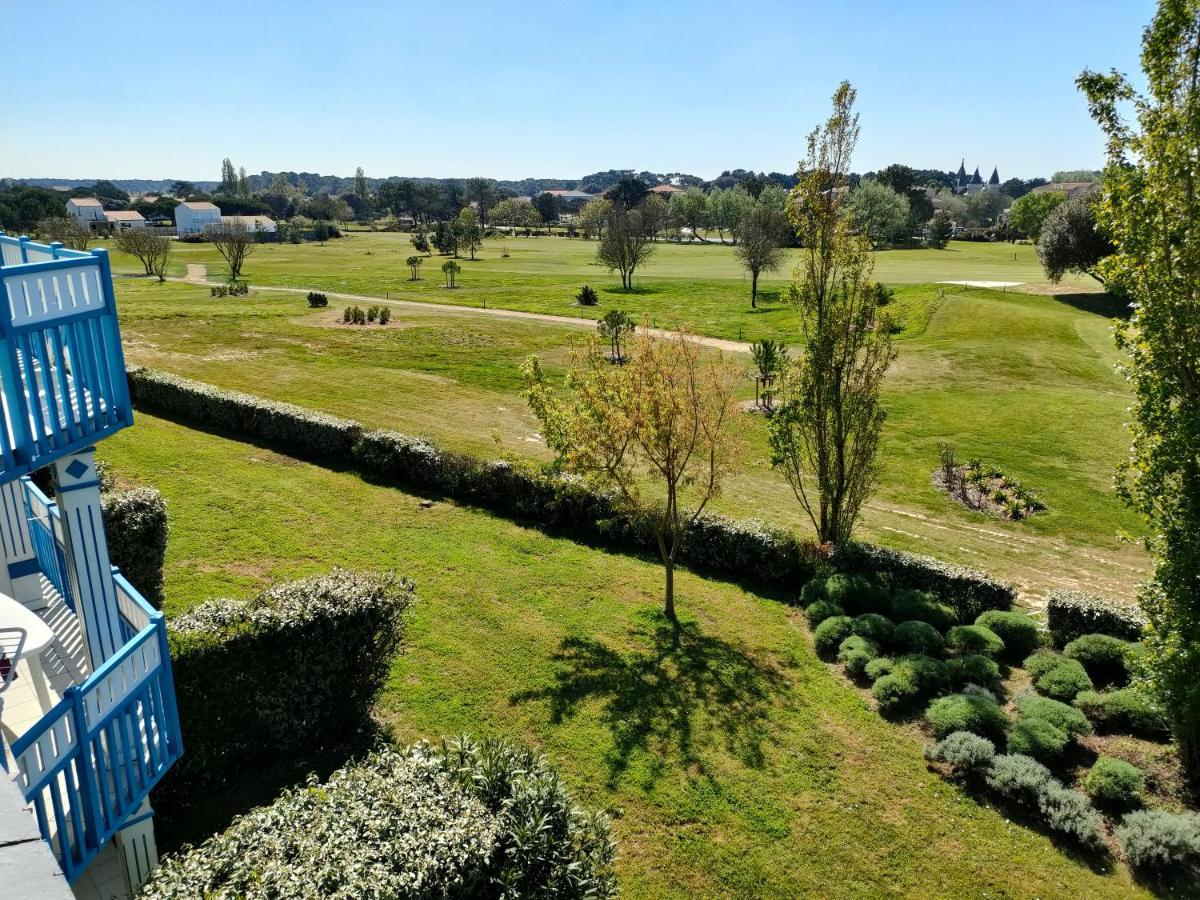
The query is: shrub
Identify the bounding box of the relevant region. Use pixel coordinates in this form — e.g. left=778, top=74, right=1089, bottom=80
left=927, top=731, right=996, bottom=773
left=852, top=612, right=895, bottom=645
left=306, top=291, right=328, bottom=308
left=872, top=672, right=920, bottom=715
left=1046, top=589, right=1146, bottom=646
left=799, top=575, right=830, bottom=607
left=824, top=573, right=889, bottom=616
left=1007, top=717, right=1069, bottom=764
left=864, top=657, right=895, bottom=682
left=925, top=693, right=1009, bottom=742
left=962, top=683, right=998, bottom=703
left=946, top=654, right=1001, bottom=691
left=142, top=737, right=616, bottom=899
left=804, top=598, right=844, bottom=626
left=890, top=589, right=955, bottom=632
left=896, top=654, right=949, bottom=694
left=892, top=620, right=945, bottom=656
left=946, top=624, right=1005, bottom=659
left=1023, top=649, right=1062, bottom=680
left=1116, top=810, right=1200, bottom=873
left=975, top=610, right=1040, bottom=660
left=837, top=635, right=880, bottom=679
left=1035, top=782, right=1103, bottom=848
left=156, top=570, right=413, bottom=807
left=813, top=615, right=855, bottom=657
left=1015, top=695, right=1092, bottom=737
left=343, top=306, right=353, bottom=323
left=102, top=485, right=168, bottom=609
left=576, top=285, right=599, bottom=306
left=984, top=753, right=1053, bottom=806
left=1063, top=633, right=1133, bottom=686
left=379, top=307, right=391, bottom=325
left=1074, top=689, right=1172, bottom=740
left=1084, top=757, right=1144, bottom=810
left=367, top=305, right=379, bottom=323
left=1034, top=658, right=1093, bottom=702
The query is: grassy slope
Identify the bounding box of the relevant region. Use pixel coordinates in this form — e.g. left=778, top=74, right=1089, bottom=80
left=103, top=233, right=1099, bottom=345
left=113, top=279, right=1148, bottom=600
left=101, top=414, right=1147, bottom=899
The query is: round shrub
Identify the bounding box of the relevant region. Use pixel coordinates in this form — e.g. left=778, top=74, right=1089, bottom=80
left=852, top=612, right=895, bottom=645
left=962, top=683, right=998, bottom=703
left=1084, top=757, right=1144, bottom=810
left=1116, top=810, right=1200, bottom=873
left=925, top=693, right=1009, bottom=742
left=890, top=589, right=955, bottom=632
left=975, top=610, right=1040, bottom=660
left=825, top=573, right=890, bottom=616
left=1007, top=717, right=1069, bottom=764
left=897, top=654, right=949, bottom=694
left=837, top=635, right=881, bottom=679
left=864, top=657, right=895, bottom=682
left=1023, top=649, right=1062, bottom=679
left=1073, top=688, right=1172, bottom=741
left=799, top=575, right=830, bottom=607
left=1063, top=633, right=1133, bottom=686
left=1015, top=695, right=1092, bottom=737
left=812, top=615, right=855, bottom=658
left=946, top=654, right=1001, bottom=691
left=926, top=731, right=996, bottom=773
left=1036, top=782, right=1103, bottom=849
left=1034, top=658, right=1093, bottom=702
left=804, top=599, right=844, bottom=626
left=872, top=671, right=920, bottom=715
left=946, top=624, right=1005, bottom=659
left=893, top=620, right=945, bottom=656
left=984, top=753, right=1053, bottom=805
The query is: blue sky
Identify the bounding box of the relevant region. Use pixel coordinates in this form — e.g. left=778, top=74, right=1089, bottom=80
left=2, top=0, right=1154, bottom=182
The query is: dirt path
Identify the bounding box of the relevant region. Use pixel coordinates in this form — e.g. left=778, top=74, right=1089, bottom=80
left=166, top=277, right=754, bottom=354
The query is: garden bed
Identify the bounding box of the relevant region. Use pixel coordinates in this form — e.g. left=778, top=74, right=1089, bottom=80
left=933, top=458, right=1046, bottom=521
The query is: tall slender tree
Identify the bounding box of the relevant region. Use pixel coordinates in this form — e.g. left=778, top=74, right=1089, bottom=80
left=355, top=166, right=370, bottom=200
left=220, top=157, right=238, bottom=195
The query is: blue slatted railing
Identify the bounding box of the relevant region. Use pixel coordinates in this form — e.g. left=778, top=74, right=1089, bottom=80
left=21, top=477, right=75, bottom=612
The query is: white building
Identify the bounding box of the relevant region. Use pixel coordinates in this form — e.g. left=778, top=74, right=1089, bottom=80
left=217, top=214, right=276, bottom=234
left=65, top=197, right=106, bottom=230
left=103, top=210, right=145, bottom=230
left=174, top=200, right=221, bottom=235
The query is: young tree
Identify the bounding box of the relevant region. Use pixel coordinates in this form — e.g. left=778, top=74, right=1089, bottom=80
left=639, top=193, right=669, bottom=240
left=843, top=180, right=909, bottom=248
left=670, top=187, right=709, bottom=241
left=1008, top=190, right=1066, bottom=241
left=210, top=222, right=256, bottom=281
left=596, top=208, right=655, bottom=289
left=596, top=309, right=635, bottom=362
left=441, top=259, right=461, bottom=287
left=768, top=81, right=898, bottom=545
left=522, top=330, right=740, bottom=621
left=1036, top=192, right=1113, bottom=284
left=1078, top=0, right=1200, bottom=778
left=454, top=207, right=483, bottom=260
left=925, top=210, right=953, bottom=249
left=406, top=255, right=423, bottom=280
left=577, top=197, right=613, bottom=240
left=750, top=339, right=789, bottom=410
left=410, top=225, right=431, bottom=255
left=115, top=228, right=172, bottom=281
left=734, top=203, right=789, bottom=306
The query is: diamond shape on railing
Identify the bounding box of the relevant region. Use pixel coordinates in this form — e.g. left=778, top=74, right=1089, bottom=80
left=65, top=459, right=88, bottom=480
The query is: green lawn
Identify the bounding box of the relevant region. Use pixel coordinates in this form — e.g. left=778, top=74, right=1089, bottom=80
left=101, top=414, right=1149, bottom=899
left=102, top=233, right=1099, bottom=345
left=113, top=278, right=1148, bottom=601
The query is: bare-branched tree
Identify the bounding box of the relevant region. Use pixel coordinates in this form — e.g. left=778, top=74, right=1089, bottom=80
left=209, top=222, right=256, bottom=281
left=596, top=208, right=655, bottom=289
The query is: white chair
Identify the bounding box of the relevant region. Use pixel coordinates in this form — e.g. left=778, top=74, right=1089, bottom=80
left=0, top=627, right=26, bottom=694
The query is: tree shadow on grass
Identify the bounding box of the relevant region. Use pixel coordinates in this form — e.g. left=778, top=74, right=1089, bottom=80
left=1052, top=292, right=1133, bottom=320
left=511, top=610, right=788, bottom=788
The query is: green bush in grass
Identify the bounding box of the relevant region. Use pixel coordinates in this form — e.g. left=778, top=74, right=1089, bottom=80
left=984, top=753, right=1053, bottom=805
left=864, top=657, right=895, bottom=682
left=926, top=731, right=996, bottom=773
left=852, top=612, right=895, bottom=645
left=896, top=654, right=950, bottom=694
left=1033, top=658, right=1093, bottom=702
left=892, top=620, right=945, bottom=656
left=837, top=635, right=881, bottom=679
left=1116, top=810, right=1200, bottom=874
left=872, top=672, right=920, bottom=715
left=1023, top=649, right=1063, bottom=679
left=1073, top=689, right=1172, bottom=740
left=890, top=589, right=955, bottom=632
left=946, top=624, right=1005, bottom=659
left=983, top=755, right=1103, bottom=848
left=1007, top=717, right=1069, bottom=764
left=799, top=576, right=830, bottom=607
left=1084, top=757, right=1144, bottom=810
left=975, top=610, right=1040, bottom=660
left=946, top=654, right=1001, bottom=691
left=803, top=599, right=844, bottom=626
left=925, top=693, right=1009, bottom=742
left=1063, top=633, right=1133, bottom=686
left=1015, top=695, right=1092, bottom=737
left=812, top=615, right=855, bottom=657
left=824, top=573, right=890, bottom=616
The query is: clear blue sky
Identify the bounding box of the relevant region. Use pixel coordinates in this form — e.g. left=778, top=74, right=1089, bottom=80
left=2, top=0, right=1155, bottom=182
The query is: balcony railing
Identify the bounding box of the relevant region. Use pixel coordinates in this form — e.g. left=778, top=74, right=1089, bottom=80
left=0, top=234, right=133, bottom=483
left=24, top=476, right=75, bottom=613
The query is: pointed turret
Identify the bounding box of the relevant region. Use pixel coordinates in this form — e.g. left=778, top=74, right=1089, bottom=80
left=956, top=158, right=967, bottom=187
left=988, top=166, right=1000, bottom=186
left=970, top=166, right=983, bottom=185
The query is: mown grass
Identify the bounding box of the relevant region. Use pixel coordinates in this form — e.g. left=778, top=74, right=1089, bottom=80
left=102, top=232, right=1098, bottom=345
left=113, top=277, right=1148, bottom=600
left=101, top=414, right=1149, bottom=899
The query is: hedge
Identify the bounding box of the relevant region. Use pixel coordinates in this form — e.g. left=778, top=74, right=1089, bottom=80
left=1046, top=590, right=1147, bottom=646
left=102, top=486, right=168, bottom=609
left=127, top=368, right=1016, bottom=609
left=142, top=736, right=617, bottom=899
left=153, top=569, right=412, bottom=808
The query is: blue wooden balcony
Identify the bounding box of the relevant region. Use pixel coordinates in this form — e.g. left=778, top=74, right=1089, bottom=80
left=0, top=234, right=133, bottom=483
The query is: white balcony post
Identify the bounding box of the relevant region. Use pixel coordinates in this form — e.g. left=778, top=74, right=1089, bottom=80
left=0, top=479, right=46, bottom=610
left=52, top=448, right=121, bottom=665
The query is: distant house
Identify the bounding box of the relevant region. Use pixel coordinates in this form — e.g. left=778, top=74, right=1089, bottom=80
left=542, top=189, right=595, bottom=202
left=649, top=184, right=685, bottom=197
left=1030, top=181, right=1095, bottom=200
left=216, top=214, right=277, bottom=235
left=65, top=196, right=106, bottom=230
left=175, top=201, right=222, bottom=235
left=104, top=210, right=145, bottom=230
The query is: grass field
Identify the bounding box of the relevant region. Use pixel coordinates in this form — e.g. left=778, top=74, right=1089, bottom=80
left=102, top=232, right=1101, bottom=345
left=112, top=277, right=1148, bottom=601
left=100, top=413, right=1150, bottom=899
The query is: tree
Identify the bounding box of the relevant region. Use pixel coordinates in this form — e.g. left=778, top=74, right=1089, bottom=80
left=522, top=330, right=740, bottom=621
left=210, top=222, right=256, bottom=281
left=1079, top=2, right=1200, bottom=780
left=406, top=255, right=423, bottom=280
left=768, top=81, right=897, bottom=545
left=1036, top=192, right=1113, bottom=283
left=596, top=208, right=655, bottom=289
left=1051, top=169, right=1102, bottom=183
left=963, top=189, right=1010, bottom=227
left=411, top=225, right=431, bottom=255
left=533, top=191, right=561, bottom=227
left=597, top=309, right=635, bottom=362
left=734, top=203, right=788, bottom=306
left=670, top=187, right=709, bottom=241
left=750, top=339, right=789, bottom=411
left=1000, top=177, right=1047, bottom=199
left=115, top=228, right=171, bottom=281
left=843, top=180, right=909, bottom=248
left=454, top=207, right=483, bottom=260
left=220, top=158, right=238, bottom=195
left=37, top=216, right=91, bottom=250
left=639, top=193, right=669, bottom=239
left=489, top=197, right=538, bottom=231
left=925, top=210, right=953, bottom=249
left=577, top=197, right=613, bottom=240
left=169, top=180, right=195, bottom=198
left=237, top=167, right=250, bottom=197
left=465, top=178, right=494, bottom=226
left=1008, top=190, right=1066, bottom=241
left=354, top=166, right=370, bottom=201
left=605, top=176, right=649, bottom=210
left=441, top=259, right=461, bottom=287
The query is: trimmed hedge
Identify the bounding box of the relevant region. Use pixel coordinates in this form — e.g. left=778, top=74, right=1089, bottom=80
left=1084, top=757, right=1144, bottom=811
left=946, top=624, right=1005, bottom=659
left=1063, top=634, right=1133, bottom=686
left=142, top=736, right=617, bottom=899
left=925, top=693, right=1009, bottom=742
left=975, top=610, right=1040, bottom=661
left=102, top=486, right=169, bottom=609
left=893, top=620, right=945, bottom=656
left=155, top=570, right=413, bottom=808
left=1007, top=717, right=1069, bottom=764
left=1046, top=590, right=1147, bottom=646
left=1073, top=689, right=1172, bottom=741
left=127, top=368, right=1016, bottom=608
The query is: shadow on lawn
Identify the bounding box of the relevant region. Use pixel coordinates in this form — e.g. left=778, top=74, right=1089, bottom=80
left=1052, top=291, right=1133, bottom=320
left=512, top=611, right=787, bottom=787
